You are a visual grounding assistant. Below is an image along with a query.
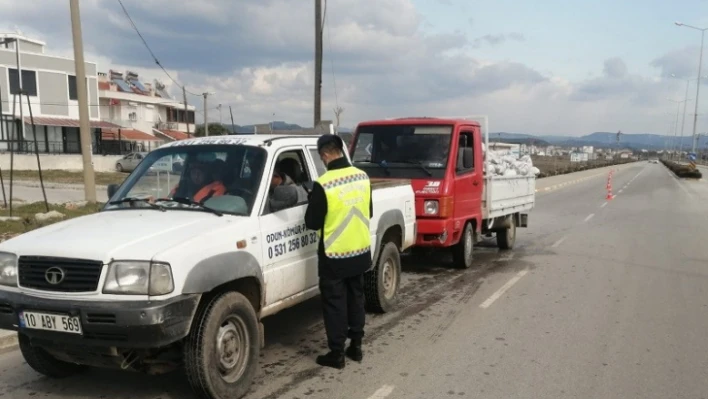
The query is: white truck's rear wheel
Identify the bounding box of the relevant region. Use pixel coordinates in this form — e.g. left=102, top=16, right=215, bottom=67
left=452, top=223, right=474, bottom=269
left=364, top=241, right=401, bottom=313
left=184, top=292, right=260, bottom=399
left=18, top=333, right=86, bottom=378
left=497, top=215, right=517, bottom=250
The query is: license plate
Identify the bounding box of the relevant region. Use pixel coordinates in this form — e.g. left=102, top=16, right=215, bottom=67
left=19, top=311, right=83, bottom=335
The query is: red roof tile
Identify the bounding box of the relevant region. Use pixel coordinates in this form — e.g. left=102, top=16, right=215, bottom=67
left=102, top=128, right=162, bottom=141
left=23, top=117, right=121, bottom=129
left=155, top=129, right=191, bottom=141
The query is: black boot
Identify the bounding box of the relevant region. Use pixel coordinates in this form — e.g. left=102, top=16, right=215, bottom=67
left=316, top=351, right=345, bottom=369
left=346, top=339, right=363, bottom=362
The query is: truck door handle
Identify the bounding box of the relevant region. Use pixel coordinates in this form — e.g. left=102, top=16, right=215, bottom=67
left=473, top=181, right=479, bottom=186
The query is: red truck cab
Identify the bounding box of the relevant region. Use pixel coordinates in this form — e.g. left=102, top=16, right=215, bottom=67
left=349, top=117, right=487, bottom=268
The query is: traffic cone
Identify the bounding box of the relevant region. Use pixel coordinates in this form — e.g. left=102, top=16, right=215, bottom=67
left=606, top=172, right=614, bottom=200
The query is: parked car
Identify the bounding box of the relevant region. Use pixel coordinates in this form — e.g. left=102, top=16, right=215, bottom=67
left=115, top=152, right=147, bottom=173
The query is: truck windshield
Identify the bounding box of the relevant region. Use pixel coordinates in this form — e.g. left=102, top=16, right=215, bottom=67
left=351, top=124, right=452, bottom=179
left=103, top=144, right=267, bottom=216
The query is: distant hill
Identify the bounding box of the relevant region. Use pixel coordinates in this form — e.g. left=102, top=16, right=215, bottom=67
left=215, top=122, right=706, bottom=150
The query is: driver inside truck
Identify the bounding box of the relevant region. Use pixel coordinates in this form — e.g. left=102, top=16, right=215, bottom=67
left=169, top=160, right=227, bottom=203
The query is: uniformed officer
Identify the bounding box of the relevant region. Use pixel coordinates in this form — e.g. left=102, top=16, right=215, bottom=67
left=305, top=134, right=373, bottom=369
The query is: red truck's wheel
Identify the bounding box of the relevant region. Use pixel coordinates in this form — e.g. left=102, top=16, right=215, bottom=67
left=497, top=215, right=516, bottom=250
left=452, top=223, right=474, bottom=269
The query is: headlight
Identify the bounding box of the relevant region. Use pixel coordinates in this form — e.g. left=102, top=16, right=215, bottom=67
left=103, top=261, right=174, bottom=296
left=424, top=200, right=439, bottom=215
left=0, top=252, right=18, bottom=287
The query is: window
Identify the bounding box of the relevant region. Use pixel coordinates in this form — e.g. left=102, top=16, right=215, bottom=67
left=350, top=124, right=453, bottom=179
left=68, top=75, right=78, bottom=100
left=309, top=148, right=327, bottom=176
left=105, top=145, right=267, bottom=216
left=262, top=149, right=312, bottom=214
left=8, top=68, right=38, bottom=96
left=456, top=132, right=474, bottom=174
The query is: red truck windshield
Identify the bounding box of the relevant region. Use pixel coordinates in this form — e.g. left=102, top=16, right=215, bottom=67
left=350, top=124, right=452, bottom=179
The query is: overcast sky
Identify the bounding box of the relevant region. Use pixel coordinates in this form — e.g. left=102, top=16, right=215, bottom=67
left=2, top=0, right=708, bottom=135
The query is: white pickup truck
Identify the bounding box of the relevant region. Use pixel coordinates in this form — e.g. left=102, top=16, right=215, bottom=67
left=0, top=134, right=416, bottom=399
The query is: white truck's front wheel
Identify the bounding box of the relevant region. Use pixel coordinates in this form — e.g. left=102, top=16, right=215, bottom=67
left=18, top=333, right=86, bottom=378
left=184, top=292, right=260, bottom=399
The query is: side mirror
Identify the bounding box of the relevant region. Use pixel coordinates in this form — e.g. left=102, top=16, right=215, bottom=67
left=107, top=183, right=119, bottom=199
left=269, top=185, right=298, bottom=212
left=302, top=181, right=315, bottom=193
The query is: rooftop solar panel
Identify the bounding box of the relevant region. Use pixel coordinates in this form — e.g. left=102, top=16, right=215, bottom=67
left=131, top=80, right=147, bottom=92
left=112, top=79, right=132, bottom=93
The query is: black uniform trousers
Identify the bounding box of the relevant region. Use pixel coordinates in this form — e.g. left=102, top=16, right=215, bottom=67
left=319, top=272, right=366, bottom=353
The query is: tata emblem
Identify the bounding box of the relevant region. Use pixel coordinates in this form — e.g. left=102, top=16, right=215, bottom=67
left=45, top=267, right=66, bottom=285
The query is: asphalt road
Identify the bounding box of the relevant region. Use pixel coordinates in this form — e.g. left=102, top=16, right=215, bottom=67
left=2, top=161, right=708, bottom=399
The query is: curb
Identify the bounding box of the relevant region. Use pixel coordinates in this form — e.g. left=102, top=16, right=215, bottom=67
left=0, top=331, right=17, bottom=353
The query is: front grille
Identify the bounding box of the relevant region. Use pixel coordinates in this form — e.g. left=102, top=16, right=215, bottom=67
left=0, top=303, right=13, bottom=314
left=18, top=256, right=103, bottom=292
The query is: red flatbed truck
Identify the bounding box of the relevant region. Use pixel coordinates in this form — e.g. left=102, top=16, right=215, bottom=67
left=348, top=116, right=536, bottom=269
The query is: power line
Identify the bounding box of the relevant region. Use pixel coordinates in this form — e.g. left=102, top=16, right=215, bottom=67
left=116, top=0, right=201, bottom=98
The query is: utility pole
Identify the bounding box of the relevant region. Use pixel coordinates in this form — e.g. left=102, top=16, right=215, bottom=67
left=202, top=92, right=209, bottom=136
left=12, top=38, right=25, bottom=147
left=314, top=0, right=323, bottom=128
left=69, top=0, right=96, bottom=202
left=183, top=86, right=190, bottom=136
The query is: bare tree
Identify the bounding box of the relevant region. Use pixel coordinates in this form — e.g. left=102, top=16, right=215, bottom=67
left=334, top=106, right=344, bottom=129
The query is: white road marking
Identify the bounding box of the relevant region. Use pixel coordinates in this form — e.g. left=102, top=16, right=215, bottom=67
left=480, top=270, right=529, bottom=309
left=368, top=385, right=396, bottom=399
left=600, top=202, right=608, bottom=208
left=618, top=189, right=623, bottom=193
left=584, top=213, right=595, bottom=222
left=551, top=236, right=567, bottom=248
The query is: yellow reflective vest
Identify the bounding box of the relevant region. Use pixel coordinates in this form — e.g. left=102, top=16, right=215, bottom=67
left=316, top=166, right=372, bottom=259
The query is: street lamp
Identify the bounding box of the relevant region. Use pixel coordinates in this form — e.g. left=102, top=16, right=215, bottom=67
left=675, top=21, right=708, bottom=156
left=670, top=74, right=708, bottom=158
left=668, top=98, right=688, bottom=160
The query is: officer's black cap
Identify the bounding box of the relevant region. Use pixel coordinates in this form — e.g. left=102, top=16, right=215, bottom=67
left=317, top=134, right=344, bottom=153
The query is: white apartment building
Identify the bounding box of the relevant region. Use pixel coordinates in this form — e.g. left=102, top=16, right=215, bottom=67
left=0, top=33, right=125, bottom=154
left=98, top=70, right=195, bottom=143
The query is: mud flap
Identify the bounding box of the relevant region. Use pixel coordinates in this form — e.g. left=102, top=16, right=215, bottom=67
left=258, top=322, right=265, bottom=348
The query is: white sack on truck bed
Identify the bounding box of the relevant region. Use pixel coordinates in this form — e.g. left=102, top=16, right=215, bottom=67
left=483, top=148, right=540, bottom=178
